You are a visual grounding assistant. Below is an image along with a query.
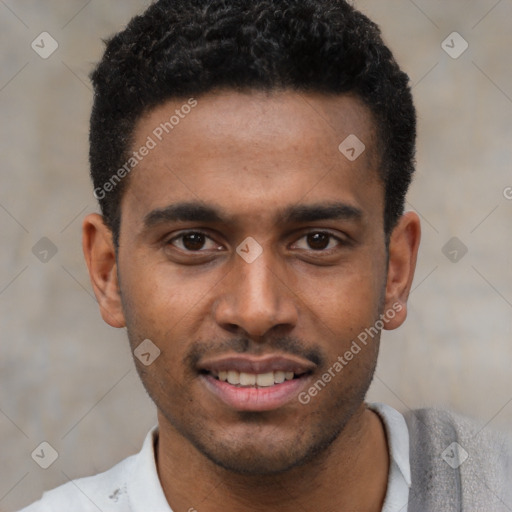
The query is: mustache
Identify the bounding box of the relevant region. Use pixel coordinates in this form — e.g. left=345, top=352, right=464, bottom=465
left=185, top=336, right=325, bottom=370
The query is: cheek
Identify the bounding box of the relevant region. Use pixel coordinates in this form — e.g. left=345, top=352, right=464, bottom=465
left=303, top=260, right=384, bottom=333
left=120, top=256, right=207, bottom=317
left=119, top=261, right=216, bottom=368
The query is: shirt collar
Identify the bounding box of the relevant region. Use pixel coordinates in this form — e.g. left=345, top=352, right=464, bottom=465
left=127, top=424, right=173, bottom=511
left=368, top=402, right=411, bottom=486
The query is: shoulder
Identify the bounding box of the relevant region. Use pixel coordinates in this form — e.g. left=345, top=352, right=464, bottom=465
left=17, top=425, right=161, bottom=512
left=17, top=451, right=137, bottom=512
left=404, top=406, right=512, bottom=455
left=404, top=407, right=512, bottom=511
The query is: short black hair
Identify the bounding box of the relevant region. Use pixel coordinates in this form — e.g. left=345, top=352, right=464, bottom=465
left=89, top=0, right=416, bottom=248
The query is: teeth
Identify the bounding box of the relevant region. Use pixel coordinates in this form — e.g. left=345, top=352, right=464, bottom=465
left=213, top=370, right=299, bottom=386
left=256, top=372, right=275, bottom=387
left=227, top=370, right=239, bottom=385
left=274, top=371, right=285, bottom=384
left=239, top=372, right=256, bottom=386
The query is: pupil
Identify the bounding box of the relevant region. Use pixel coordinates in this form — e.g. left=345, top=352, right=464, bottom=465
left=308, top=233, right=329, bottom=250
left=183, top=233, right=205, bottom=251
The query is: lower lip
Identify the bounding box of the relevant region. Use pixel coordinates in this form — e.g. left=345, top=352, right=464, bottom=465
left=201, top=374, right=310, bottom=411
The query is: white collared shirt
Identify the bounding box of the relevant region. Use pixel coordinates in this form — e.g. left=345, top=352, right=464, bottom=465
left=19, top=402, right=410, bottom=512
left=369, top=402, right=411, bottom=512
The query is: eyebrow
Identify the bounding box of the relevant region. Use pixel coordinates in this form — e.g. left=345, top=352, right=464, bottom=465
left=143, top=201, right=363, bottom=229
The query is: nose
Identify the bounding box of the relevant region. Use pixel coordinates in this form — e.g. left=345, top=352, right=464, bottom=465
left=213, top=247, right=299, bottom=339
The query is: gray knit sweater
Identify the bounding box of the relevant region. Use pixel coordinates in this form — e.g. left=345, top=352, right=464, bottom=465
left=404, top=408, right=512, bottom=511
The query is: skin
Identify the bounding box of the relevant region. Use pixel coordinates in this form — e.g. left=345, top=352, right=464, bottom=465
left=83, top=90, right=420, bottom=512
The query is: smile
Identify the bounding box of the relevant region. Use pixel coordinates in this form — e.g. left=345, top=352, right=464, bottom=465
left=197, top=354, right=315, bottom=411
left=209, top=370, right=300, bottom=387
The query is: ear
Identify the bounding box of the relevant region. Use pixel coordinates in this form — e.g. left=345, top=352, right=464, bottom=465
left=82, top=213, right=126, bottom=328
left=382, top=211, right=421, bottom=330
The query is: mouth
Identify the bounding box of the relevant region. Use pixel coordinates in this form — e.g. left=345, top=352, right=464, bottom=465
left=201, top=369, right=309, bottom=387
left=198, top=355, right=315, bottom=411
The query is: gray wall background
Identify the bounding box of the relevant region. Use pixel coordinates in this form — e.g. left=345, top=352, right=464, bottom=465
left=1, top=1, right=511, bottom=510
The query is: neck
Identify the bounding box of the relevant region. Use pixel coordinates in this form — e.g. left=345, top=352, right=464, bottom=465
left=156, top=403, right=390, bottom=512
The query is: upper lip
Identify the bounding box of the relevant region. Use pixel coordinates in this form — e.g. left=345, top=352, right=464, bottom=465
left=198, top=354, right=316, bottom=375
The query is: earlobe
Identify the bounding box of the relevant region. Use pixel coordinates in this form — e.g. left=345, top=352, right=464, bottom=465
left=82, top=213, right=126, bottom=328
left=383, top=211, right=421, bottom=330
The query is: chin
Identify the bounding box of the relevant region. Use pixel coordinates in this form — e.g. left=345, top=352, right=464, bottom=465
left=192, top=422, right=344, bottom=476
left=201, top=444, right=312, bottom=475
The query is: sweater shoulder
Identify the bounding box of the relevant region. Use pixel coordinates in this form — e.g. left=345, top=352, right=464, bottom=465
left=404, top=407, right=512, bottom=512
left=404, top=406, right=512, bottom=453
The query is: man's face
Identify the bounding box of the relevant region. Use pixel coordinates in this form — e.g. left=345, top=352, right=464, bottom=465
left=110, top=90, right=393, bottom=473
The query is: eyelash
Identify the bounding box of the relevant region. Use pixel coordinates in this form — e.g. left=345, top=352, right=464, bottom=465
left=166, top=230, right=346, bottom=254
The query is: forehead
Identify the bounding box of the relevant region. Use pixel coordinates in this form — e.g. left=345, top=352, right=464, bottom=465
left=120, top=90, right=383, bottom=231
left=136, top=90, right=379, bottom=161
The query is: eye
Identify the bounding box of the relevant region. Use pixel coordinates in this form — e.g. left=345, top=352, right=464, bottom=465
left=293, top=231, right=343, bottom=251
left=167, top=231, right=221, bottom=252
left=166, top=230, right=345, bottom=255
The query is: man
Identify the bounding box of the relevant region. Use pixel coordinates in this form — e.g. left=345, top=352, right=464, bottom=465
left=19, top=0, right=512, bottom=511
